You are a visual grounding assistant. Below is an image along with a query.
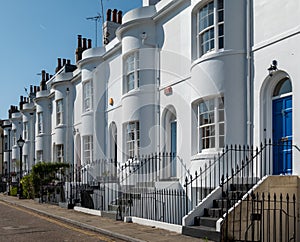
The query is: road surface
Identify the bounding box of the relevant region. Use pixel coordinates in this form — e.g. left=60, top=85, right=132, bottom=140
left=0, top=200, right=123, bottom=242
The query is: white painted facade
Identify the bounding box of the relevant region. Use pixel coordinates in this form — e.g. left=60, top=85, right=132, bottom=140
left=1, top=0, right=300, bottom=184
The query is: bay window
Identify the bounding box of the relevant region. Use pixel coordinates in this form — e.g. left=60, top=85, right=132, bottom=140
left=198, top=96, right=224, bottom=151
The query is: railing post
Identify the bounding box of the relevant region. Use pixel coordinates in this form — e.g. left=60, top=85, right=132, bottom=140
left=185, top=176, right=188, bottom=215
left=280, top=193, right=283, bottom=242
left=286, top=193, right=290, bottom=242
left=195, top=171, right=198, bottom=206
left=273, top=193, right=277, bottom=242
left=293, top=194, right=296, bottom=242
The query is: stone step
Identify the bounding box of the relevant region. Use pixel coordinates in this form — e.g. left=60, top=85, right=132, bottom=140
left=199, top=216, right=219, bottom=228
left=182, top=225, right=220, bottom=241
left=204, top=207, right=224, bottom=218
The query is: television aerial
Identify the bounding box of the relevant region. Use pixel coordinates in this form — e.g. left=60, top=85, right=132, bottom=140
left=86, top=13, right=101, bottom=47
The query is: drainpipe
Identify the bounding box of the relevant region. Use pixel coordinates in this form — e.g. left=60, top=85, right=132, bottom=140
left=156, top=45, right=160, bottom=154
left=246, top=0, right=253, bottom=146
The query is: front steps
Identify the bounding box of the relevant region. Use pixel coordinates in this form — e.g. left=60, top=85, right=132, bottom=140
left=183, top=183, right=254, bottom=241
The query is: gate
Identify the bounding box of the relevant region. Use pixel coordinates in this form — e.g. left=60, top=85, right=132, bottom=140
left=223, top=192, right=296, bottom=242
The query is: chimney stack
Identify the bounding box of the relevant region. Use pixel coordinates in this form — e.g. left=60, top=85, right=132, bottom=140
left=103, top=9, right=122, bottom=45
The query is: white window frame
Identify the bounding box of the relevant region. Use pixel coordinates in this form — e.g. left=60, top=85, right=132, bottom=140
left=83, top=136, right=93, bottom=164
left=124, top=51, right=140, bottom=93
left=23, top=122, right=28, bottom=140
left=197, top=0, right=224, bottom=57
left=13, top=130, right=16, bottom=146
left=56, top=144, right=64, bottom=163
left=126, top=121, right=140, bottom=158
left=197, top=96, right=224, bottom=151
left=56, top=99, right=63, bottom=125
left=37, top=112, right=43, bottom=134
left=83, top=80, right=93, bottom=112
left=37, top=150, right=43, bottom=162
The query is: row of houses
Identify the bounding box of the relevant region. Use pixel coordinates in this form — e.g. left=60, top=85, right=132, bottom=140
left=1, top=0, right=300, bottom=240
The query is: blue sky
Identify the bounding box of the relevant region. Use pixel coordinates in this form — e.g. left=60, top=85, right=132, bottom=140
left=0, top=0, right=142, bottom=119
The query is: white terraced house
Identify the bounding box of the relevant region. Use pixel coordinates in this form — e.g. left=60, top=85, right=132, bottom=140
left=1, top=0, right=300, bottom=240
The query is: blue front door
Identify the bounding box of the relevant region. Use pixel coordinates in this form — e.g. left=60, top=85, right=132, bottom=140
left=272, top=95, right=292, bottom=174
left=170, top=121, right=177, bottom=177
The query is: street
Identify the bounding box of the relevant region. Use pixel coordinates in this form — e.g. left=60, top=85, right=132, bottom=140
left=0, top=201, right=123, bottom=242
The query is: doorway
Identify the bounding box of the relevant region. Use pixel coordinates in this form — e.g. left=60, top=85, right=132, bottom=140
left=272, top=78, right=292, bottom=174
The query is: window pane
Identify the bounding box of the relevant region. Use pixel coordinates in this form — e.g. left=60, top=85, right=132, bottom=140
left=218, top=0, right=224, bottom=10
left=219, top=110, right=224, bottom=122
left=273, top=78, right=292, bottom=96
left=219, top=123, right=225, bottom=135
left=219, top=136, right=224, bottom=147
left=218, top=11, right=224, bottom=22
left=127, top=73, right=135, bottom=91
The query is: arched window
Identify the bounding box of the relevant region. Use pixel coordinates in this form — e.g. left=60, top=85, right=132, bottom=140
left=273, top=78, right=292, bottom=97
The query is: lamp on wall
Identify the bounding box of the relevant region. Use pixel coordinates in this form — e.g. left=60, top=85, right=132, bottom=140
left=109, top=98, right=114, bottom=106
left=267, top=60, right=278, bottom=76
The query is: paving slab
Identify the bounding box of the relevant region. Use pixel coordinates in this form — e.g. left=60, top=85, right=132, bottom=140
left=0, top=194, right=208, bottom=242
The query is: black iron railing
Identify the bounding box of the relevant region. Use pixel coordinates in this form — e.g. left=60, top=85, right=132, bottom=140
left=222, top=192, right=296, bottom=242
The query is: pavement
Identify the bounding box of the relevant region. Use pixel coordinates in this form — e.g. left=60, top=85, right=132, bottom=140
left=0, top=194, right=205, bottom=242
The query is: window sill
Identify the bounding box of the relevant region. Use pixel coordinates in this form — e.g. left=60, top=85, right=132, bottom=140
left=192, top=49, right=246, bottom=68
left=122, top=88, right=141, bottom=98
left=191, top=148, right=224, bottom=161
left=82, top=110, right=94, bottom=116
left=55, top=124, right=66, bottom=129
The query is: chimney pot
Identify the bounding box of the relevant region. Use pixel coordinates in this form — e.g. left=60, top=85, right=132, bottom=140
left=42, top=70, right=46, bottom=81
left=30, top=85, right=33, bottom=94
left=117, top=11, right=122, bottom=24
left=56, top=58, right=62, bottom=73
left=112, top=9, right=117, bottom=22
left=63, top=58, right=66, bottom=66
left=106, top=9, right=112, bottom=21
left=46, top=73, right=49, bottom=81
left=88, top=39, right=92, bottom=48
left=78, top=35, right=82, bottom=48
left=82, top=38, right=87, bottom=50
left=67, top=59, right=71, bottom=65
